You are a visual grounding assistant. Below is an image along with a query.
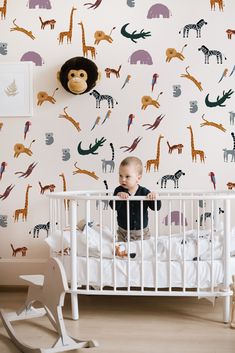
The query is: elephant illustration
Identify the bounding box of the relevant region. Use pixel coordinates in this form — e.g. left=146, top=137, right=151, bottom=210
left=147, top=3, right=171, bottom=18
left=28, top=0, right=52, bottom=9
left=21, top=51, right=44, bottom=66
left=162, top=211, right=188, bottom=226
left=129, top=50, right=153, bottom=65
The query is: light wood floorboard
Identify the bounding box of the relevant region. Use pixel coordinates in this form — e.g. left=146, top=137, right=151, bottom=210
left=0, top=289, right=235, bottom=353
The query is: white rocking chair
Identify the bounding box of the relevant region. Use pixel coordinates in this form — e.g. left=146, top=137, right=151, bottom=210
left=0, top=257, right=98, bottom=353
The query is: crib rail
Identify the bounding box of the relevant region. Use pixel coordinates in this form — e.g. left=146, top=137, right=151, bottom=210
left=47, top=190, right=235, bottom=321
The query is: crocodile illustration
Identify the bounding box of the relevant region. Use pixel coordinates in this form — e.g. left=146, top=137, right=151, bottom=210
left=205, top=89, right=234, bottom=108
left=77, top=137, right=106, bottom=155
left=120, top=23, right=151, bottom=43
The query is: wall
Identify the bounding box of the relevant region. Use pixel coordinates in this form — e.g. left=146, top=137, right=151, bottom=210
left=0, top=0, right=235, bottom=283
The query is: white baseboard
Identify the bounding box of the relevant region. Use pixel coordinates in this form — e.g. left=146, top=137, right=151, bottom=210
left=0, top=258, right=47, bottom=285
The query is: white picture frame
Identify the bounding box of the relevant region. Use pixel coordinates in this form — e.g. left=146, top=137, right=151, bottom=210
left=0, top=62, right=33, bottom=117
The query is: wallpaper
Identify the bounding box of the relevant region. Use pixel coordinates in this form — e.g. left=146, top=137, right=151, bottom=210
left=0, top=0, right=235, bottom=260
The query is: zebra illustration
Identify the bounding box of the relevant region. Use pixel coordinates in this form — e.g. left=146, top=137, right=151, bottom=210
left=101, top=143, right=115, bottom=173
left=29, top=221, right=50, bottom=238
left=198, top=45, right=226, bottom=64
left=179, top=19, right=207, bottom=38
left=89, top=89, right=118, bottom=109
left=157, top=170, right=185, bottom=188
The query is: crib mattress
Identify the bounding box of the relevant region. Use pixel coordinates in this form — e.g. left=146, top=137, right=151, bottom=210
left=46, top=225, right=231, bottom=289
left=60, top=255, right=224, bottom=289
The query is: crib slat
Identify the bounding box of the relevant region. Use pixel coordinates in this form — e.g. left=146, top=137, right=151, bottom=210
left=112, top=200, right=117, bottom=292
left=210, top=200, right=214, bottom=292
left=59, top=199, right=64, bottom=261
left=168, top=200, right=172, bottom=292
left=197, top=200, right=200, bottom=292
left=182, top=201, right=186, bottom=292
left=141, top=200, right=144, bottom=292
left=85, top=199, right=90, bottom=291
left=127, top=200, right=130, bottom=291
left=99, top=199, right=103, bottom=291
left=70, top=199, right=79, bottom=320
left=154, top=199, right=159, bottom=292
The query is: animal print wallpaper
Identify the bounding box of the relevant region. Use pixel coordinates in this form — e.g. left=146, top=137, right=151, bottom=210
left=1, top=0, right=235, bottom=262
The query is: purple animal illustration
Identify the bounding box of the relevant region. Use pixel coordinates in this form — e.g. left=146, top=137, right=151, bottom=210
left=28, top=0, right=52, bottom=9
left=129, top=50, right=153, bottom=65
left=147, top=3, right=171, bottom=18
left=20, top=51, right=44, bottom=66
left=162, top=211, right=188, bottom=226
left=0, top=43, right=7, bottom=55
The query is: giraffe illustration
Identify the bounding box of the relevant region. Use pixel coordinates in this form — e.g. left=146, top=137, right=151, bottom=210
left=187, top=125, right=205, bottom=162
left=0, top=0, right=7, bottom=19
left=13, top=184, right=32, bottom=222
left=145, top=134, right=164, bottom=172
left=59, top=173, right=69, bottom=210
left=58, top=6, right=76, bottom=44
left=210, top=0, right=224, bottom=11
left=79, top=21, right=96, bottom=59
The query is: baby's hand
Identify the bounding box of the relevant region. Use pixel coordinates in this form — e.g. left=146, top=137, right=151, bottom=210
left=146, top=191, right=157, bottom=200
left=117, top=192, right=129, bottom=199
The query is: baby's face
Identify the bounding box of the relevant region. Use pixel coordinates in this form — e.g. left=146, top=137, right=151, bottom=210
left=119, top=164, right=141, bottom=192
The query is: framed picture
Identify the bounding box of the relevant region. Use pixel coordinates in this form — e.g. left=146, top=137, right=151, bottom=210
left=0, top=62, right=33, bottom=117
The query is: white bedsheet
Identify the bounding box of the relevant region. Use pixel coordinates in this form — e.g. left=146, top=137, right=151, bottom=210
left=59, top=256, right=225, bottom=289
left=46, top=224, right=227, bottom=261
left=45, top=225, right=233, bottom=289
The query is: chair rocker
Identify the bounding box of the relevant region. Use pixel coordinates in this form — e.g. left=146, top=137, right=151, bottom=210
left=0, top=257, right=98, bottom=353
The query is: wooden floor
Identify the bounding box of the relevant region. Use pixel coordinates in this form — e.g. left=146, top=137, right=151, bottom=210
left=0, top=288, right=235, bottom=353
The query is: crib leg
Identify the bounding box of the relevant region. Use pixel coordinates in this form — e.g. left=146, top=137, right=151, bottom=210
left=71, top=292, right=79, bottom=320
left=223, top=295, right=230, bottom=323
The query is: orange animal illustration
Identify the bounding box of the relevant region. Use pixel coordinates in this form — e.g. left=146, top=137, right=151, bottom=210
left=210, top=0, right=224, bottom=11
left=167, top=141, right=184, bottom=154
left=11, top=244, right=28, bottom=256
left=187, top=125, right=205, bottom=163
left=59, top=173, right=69, bottom=210
left=13, top=184, right=32, bottom=222
left=37, top=88, right=58, bottom=105
left=59, top=106, right=81, bottom=132
left=94, top=27, right=115, bottom=45
left=145, top=134, right=164, bottom=172
left=200, top=114, right=226, bottom=132
left=58, top=6, right=76, bottom=44
left=79, top=21, right=96, bottom=59
left=14, top=140, right=35, bottom=158
left=226, top=29, right=235, bottom=39
left=180, top=66, right=203, bottom=91
left=39, top=181, right=56, bottom=194
left=39, top=16, right=56, bottom=29
left=227, top=182, right=235, bottom=190
left=141, top=92, right=163, bottom=110
left=105, top=65, right=121, bottom=78
left=166, top=44, right=187, bottom=62
left=73, top=163, right=99, bottom=180
left=10, top=18, right=35, bottom=39
left=0, top=0, right=7, bottom=20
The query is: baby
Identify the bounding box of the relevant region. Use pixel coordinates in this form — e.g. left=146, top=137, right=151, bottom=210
left=109, top=156, right=161, bottom=242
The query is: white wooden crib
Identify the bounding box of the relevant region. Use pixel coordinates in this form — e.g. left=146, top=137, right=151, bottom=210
left=47, top=190, right=235, bottom=322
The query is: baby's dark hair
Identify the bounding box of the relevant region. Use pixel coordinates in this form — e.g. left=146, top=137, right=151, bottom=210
left=120, top=156, right=143, bottom=175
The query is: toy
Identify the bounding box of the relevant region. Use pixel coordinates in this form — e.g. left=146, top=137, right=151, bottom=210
left=58, top=56, right=99, bottom=95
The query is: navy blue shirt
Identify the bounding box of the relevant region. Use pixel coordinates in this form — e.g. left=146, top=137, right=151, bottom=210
left=109, top=185, right=161, bottom=230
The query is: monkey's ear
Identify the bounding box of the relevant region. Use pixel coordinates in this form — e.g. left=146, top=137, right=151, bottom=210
left=57, top=71, right=61, bottom=81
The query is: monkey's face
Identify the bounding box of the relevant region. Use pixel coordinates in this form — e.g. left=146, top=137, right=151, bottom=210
left=67, top=69, right=88, bottom=94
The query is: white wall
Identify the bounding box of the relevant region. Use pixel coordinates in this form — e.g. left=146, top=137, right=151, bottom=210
left=1, top=0, right=235, bottom=284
